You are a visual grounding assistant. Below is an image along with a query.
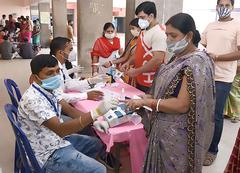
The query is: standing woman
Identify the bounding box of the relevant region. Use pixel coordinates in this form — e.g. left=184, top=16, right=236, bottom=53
left=91, top=22, right=121, bottom=76
left=32, top=20, right=41, bottom=52
left=126, top=13, right=215, bottom=173
left=103, top=18, right=141, bottom=68
left=103, top=18, right=141, bottom=86
left=19, top=18, right=32, bottom=43
left=224, top=61, right=240, bottom=123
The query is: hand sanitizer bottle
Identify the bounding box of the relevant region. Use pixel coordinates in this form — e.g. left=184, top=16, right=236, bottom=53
left=119, top=88, right=125, bottom=101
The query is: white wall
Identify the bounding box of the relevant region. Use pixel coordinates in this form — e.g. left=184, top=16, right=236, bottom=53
left=0, top=0, right=30, bottom=18
left=183, top=0, right=240, bottom=33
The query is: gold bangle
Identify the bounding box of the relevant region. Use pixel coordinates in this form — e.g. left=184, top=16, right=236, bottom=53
left=79, top=116, right=84, bottom=129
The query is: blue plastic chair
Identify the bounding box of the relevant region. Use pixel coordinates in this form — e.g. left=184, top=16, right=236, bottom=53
left=4, top=104, right=43, bottom=173
left=4, top=79, right=22, bottom=108
left=3, top=79, right=23, bottom=172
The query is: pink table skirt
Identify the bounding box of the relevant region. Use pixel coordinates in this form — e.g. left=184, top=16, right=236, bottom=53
left=95, top=122, right=148, bottom=173
left=73, top=81, right=148, bottom=173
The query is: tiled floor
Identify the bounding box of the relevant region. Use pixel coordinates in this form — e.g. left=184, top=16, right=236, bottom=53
left=0, top=53, right=239, bottom=173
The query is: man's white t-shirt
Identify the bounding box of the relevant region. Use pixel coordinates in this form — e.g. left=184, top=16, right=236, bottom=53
left=142, top=24, right=167, bottom=52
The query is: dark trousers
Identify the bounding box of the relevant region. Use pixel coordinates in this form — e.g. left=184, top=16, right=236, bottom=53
left=136, top=83, right=150, bottom=93
left=208, top=81, right=232, bottom=154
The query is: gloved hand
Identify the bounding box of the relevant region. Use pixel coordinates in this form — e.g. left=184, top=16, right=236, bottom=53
left=87, top=74, right=109, bottom=84
left=90, top=97, right=119, bottom=120
left=93, top=120, right=109, bottom=133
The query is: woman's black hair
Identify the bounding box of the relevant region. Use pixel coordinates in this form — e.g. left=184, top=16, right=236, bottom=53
left=217, top=0, right=234, bottom=6
left=30, top=54, right=58, bottom=75
left=102, top=22, right=115, bottom=37
left=165, top=13, right=201, bottom=47
left=129, top=18, right=140, bottom=28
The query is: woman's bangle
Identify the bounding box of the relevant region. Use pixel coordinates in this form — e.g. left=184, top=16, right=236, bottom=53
left=79, top=116, right=84, bottom=129
left=156, top=99, right=162, bottom=112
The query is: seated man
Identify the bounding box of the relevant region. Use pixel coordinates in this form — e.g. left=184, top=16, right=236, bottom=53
left=18, top=54, right=119, bottom=173
left=18, top=37, right=37, bottom=59
left=50, top=37, right=106, bottom=103
left=0, top=35, right=16, bottom=59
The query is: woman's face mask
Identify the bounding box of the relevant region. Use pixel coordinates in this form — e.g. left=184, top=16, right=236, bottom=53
left=105, top=33, right=115, bottom=39
left=38, top=74, right=61, bottom=90
left=130, top=29, right=140, bottom=37
left=217, top=6, right=232, bottom=19
left=167, top=36, right=189, bottom=55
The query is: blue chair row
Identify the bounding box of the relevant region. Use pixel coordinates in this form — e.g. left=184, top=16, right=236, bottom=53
left=4, top=78, right=22, bottom=173
left=4, top=79, right=22, bottom=108
left=3, top=79, right=42, bottom=172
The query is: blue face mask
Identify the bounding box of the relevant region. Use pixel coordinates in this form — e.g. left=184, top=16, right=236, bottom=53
left=40, top=75, right=61, bottom=90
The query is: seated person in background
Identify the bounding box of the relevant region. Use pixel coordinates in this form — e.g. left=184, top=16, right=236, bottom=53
left=0, top=31, right=5, bottom=44
left=18, top=54, right=119, bottom=173
left=0, top=35, right=16, bottom=60
left=50, top=37, right=106, bottom=103
left=91, top=22, right=122, bottom=76
left=18, top=37, right=37, bottom=59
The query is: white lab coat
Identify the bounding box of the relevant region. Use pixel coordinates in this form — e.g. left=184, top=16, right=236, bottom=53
left=57, top=60, right=90, bottom=103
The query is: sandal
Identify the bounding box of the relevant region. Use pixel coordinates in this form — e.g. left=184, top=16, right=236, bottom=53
left=203, top=152, right=217, bottom=166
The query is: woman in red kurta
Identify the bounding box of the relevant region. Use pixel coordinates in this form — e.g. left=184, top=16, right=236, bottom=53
left=19, top=18, right=32, bottom=43
left=91, top=22, right=121, bottom=76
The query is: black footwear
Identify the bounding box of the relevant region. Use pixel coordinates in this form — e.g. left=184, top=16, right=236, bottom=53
left=98, top=154, right=122, bottom=171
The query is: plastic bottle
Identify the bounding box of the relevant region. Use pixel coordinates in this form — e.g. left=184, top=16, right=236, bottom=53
left=129, top=113, right=142, bottom=125
left=119, top=88, right=125, bottom=101
left=111, top=64, right=116, bottom=80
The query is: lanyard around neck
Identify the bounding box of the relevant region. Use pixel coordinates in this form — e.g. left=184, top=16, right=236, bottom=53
left=60, top=68, right=66, bottom=83
left=32, top=84, right=59, bottom=116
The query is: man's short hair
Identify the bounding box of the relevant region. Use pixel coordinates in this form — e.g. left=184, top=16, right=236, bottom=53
left=50, top=37, right=71, bottom=56
left=217, top=0, right=234, bottom=6
left=30, top=54, right=58, bottom=75
left=135, top=1, right=157, bottom=18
